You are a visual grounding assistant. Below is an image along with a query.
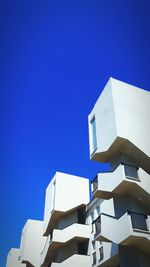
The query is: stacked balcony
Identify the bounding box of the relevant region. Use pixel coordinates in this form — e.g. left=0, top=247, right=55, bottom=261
left=91, top=164, right=150, bottom=208
left=94, top=211, right=150, bottom=255
left=51, top=254, right=91, bottom=267
left=41, top=172, right=90, bottom=266
left=41, top=223, right=90, bottom=266
left=19, top=220, right=46, bottom=267
left=89, top=79, right=150, bottom=266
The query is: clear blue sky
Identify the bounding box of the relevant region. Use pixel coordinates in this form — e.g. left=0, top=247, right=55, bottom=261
left=0, top=0, right=150, bottom=266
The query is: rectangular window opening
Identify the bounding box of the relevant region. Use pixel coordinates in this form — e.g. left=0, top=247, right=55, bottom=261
left=92, top=251, right=96, bottom=265
left=99, top=246, right=104, bottom=261
left=90, top=116, right=97, bottom=152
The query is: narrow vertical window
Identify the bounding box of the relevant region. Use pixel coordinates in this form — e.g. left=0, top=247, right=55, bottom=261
left=52, top=180, right=56, bottom=211
left=99, top=246, right=104, bottom=261
left=92, top=240, right=96, bottom=251
left=91, top=212, right=94, bottom=232
left=91, top=117, right=97, bottom=152
left=92, top=251, right=96, bottom=265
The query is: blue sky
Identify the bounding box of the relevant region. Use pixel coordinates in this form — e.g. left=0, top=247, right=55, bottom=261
left=0, top=0, right=150, bottom=266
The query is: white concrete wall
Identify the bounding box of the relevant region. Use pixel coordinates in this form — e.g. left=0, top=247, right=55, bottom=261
left=55, top=241, right=78, bottom=263
left=101, top=197, right=148, bottom=220
left=88, top=78, right=150, bottom=164
left=100, top=212, right=150, bottom=244
left=6, top=248, right=25, bottom=267
left=51, top=254, right=91, bottom=267
left=52, top=223, right=90, bottom=243
left=20, top=220, right=46, bottom=267
left=57, top=211, right=78, bottom=230
left=97, top=164, right=125, bottom=194
left=41, top=223, right=90, bottom=265
left=95, top=165, right=150, bottom=197
left=112, top=78, right=150, bottom=157
left=43, top=172, right=90, bottom=235
left=88, top=78, right=117, bottom=156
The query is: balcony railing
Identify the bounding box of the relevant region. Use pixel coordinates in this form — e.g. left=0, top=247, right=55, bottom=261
left=91, top=164, right=139, bottom=194
left=93, top=211, right=149, bottom=242
left=128, top=211, right=148, bottom=231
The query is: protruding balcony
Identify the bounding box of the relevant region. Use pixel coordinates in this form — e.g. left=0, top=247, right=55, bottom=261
left=43, top=172, right=90, bottom=236
left=6, top=249, right=25, bottom=267
left=91, top=164, right=150, bottom=207
left=41, top=223, right=90, bottom=266
left=51, top=254, right=91, bottom=267
left=19, top=220, right=46, bottom=267
left=94, top=211, right=150, bottom=256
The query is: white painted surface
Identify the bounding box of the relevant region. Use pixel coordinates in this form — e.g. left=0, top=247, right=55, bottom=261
left=99, top=212, right=150, bottom=244
left=20, top=220, right=46, bottom=267
left=88, top=78, right=150, bottom=161
left=96, top=165, right=150, bottom=196
left=52, top=223, right=90, bottom=242
left=41, top=223, right=90, bottom=265
left=43, top=172, right=90, bottom=235
left=6, top=248, right=25, bottom=267
left=51, top=254, right=91, bottom=267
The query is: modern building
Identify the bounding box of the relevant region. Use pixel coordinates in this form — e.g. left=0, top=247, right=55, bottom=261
left=6, top=78, right=150, bottom=267
left=6, top=220, right=46, bottom=267
left=41, top=172, right=91, bottom=267
left=88, top=78, right=150, bottom=267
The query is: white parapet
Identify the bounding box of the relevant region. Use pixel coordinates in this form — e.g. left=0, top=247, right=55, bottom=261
left=43, top=172, right=90, bottom=235
left=96, top=211, right=150, bottom=248
left=88, top=78, right=150, bottom=172
left=6, top=248, right=25, bottom=267
left=51, top=254, right=91, bottom=267
left=41, top=223, right=90, bottom=266
left=19, top=220, right=46, bottom=267
left=92, top=164, right=150, bottom=204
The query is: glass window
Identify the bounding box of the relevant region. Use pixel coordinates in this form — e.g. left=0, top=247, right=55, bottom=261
left=91, top=117, right=97, bottom=152
left=92, top=240, right=96, bottom=250
left=99, top=246, right=104, bottom=261
left=91, top=212, right=94, bottom=232
left=124, top=164, right=139, bottom=180
left=92, top=251, right=96, bottom=265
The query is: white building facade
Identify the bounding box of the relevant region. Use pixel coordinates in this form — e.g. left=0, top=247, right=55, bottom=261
left=6, top=78, right=150, bottom=267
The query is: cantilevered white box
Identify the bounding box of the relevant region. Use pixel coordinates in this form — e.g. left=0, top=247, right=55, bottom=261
left=88, top=78, right=150, bottom=173
left=19, top=220, right=46, bottom=267
left=43, top=172, right=90, bottom=236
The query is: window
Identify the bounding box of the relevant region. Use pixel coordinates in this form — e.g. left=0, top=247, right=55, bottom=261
left=99, top=247, right=104, bottom=261
left=94, top=216, right=101, bottom=238
left=92, top=252, right=96, bottom=265
left=52, top=180, right=56, bottom=210
left=124, top=164, right=139, bottom=180
left=92, top=240, right=96, bottom=250
left=96, top=206, right=100, bottom=216
left=91, top=116, right=97, bottom=152
left=91, top=212, right=94, bottom=232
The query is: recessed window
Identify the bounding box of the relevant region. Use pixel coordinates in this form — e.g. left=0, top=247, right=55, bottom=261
left=92, top=240, right=96, bottom=250
left=124, top=164, right=139, bottom=180
left=91, top=212, right=94, bottom=232
left=91, top=116, right=97, bottom=152
left=92, top=251, right=96, bottom=265
left=99, top=246, right=104, bottom=261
